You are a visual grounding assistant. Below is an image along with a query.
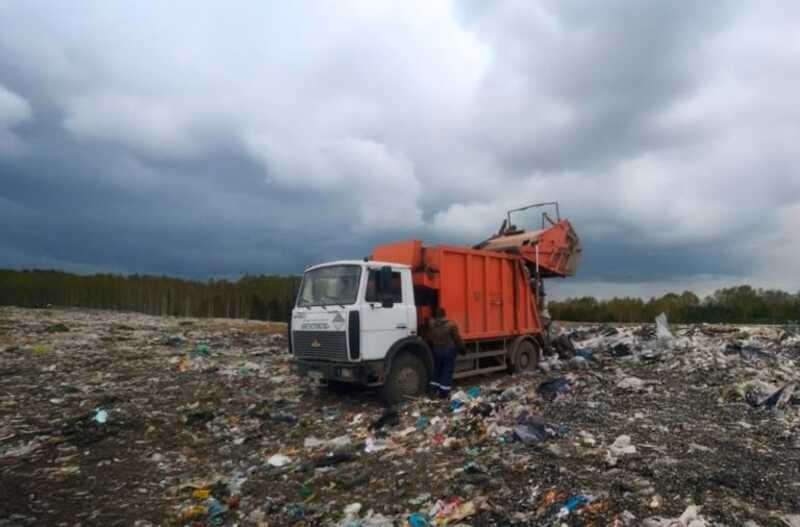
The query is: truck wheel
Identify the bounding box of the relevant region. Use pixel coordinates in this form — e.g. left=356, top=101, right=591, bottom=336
left=380, top=352, right=428, bottom=404
left=511, top=339, right=539, bottom=373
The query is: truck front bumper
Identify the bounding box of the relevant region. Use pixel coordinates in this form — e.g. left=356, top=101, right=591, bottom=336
left=295, top=359, right=384, bottom=386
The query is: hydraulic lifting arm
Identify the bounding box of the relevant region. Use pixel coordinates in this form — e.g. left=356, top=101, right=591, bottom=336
left=474, top=202, right=581, bottom=278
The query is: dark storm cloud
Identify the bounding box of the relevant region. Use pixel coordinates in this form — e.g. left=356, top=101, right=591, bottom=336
left=0, top=1, right=799, bottom=296
left=0, top=128, right=359, bottom=277
left=459, top=1, right=737, bottom=173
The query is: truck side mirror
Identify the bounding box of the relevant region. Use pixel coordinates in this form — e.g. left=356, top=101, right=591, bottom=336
left=379, top=266, right=394, bottom=308
left=291, top=285, right=300, bottom=305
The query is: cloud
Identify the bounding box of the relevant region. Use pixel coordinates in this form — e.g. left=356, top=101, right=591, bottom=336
left=750, top=202, right=800, bottom=294
left=63, top=93, right=209, bottom=160
left=0, top=0, right=798, bottom=298
left=432, top=0, right=800, bottom=292
left=246, top=135, right=422, bottom=230
left=0, top=84, right=32, bottom=155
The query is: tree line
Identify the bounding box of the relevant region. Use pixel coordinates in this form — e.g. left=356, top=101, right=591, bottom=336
left=0, top=269, right=301, bottom=321
left=548, top=285, right=800, bottom=324
left=1, top=270, right=797, bottom=324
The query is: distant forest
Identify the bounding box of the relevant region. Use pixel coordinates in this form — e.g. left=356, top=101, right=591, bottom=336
left=549, top=286, right=800, bottom=324
left=0, top=270, right=797, bottom=324
left=0, top=269, right=300, bottom=321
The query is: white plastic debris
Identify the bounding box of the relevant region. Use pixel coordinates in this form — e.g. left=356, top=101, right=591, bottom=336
left=609, top=435, right=637, bottom=456
left=578, top=430, right=596, bottom=447
left=781, top=514, right=800, bottom=527
left=267, top=453, right=291, bottom=467
left=304, top=436, right=326, bottom=449
left=679, top=505, right=709, bottom=527
left=93, top=409, right=109, bottom=424
left=344, top=502, right=362, bottom=516
left=617, top=376, right=646, bottom=392
left=643, top=504, right=709, bottom=527
left=655, top=313, right=673, bottom=340
left=365, top=437, right=389, bottom=453
left=304, top=435, right=352, bottom=450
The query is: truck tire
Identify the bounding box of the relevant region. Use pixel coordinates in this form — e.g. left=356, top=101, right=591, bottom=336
left=511, top=339, right=539, bottom=373
left=380, top=352, right=428, bottom=404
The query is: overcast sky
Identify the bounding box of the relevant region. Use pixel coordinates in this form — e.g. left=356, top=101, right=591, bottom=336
left=1, top=1, right=799, bottom=299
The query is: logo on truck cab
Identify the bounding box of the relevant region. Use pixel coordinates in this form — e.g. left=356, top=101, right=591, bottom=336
left=301, top=322, right=329, bottom=330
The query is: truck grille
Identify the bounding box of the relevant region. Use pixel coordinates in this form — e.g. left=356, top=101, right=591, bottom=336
left=293, top=331, right=348, bottom=362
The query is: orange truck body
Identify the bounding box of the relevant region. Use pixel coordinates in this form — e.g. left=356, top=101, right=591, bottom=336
left=372, top=241, right=542, bottom=341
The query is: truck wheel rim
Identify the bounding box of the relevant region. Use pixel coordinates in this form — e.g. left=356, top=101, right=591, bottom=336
left=397, top=367, right=419, bottom=394
left=519, top=352, right=530, bottom=369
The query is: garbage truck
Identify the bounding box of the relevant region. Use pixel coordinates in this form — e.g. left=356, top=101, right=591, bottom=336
left=290, top=203, right=581, bottom=403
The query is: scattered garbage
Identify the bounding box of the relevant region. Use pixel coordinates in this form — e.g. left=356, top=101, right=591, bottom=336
left=643, top=504, right=710, bottom=527
left=206, top=498, right=229, bottom=522
left=407, top=512, right=430, bottom=527
left=310, top=450, right=355, bottom=468
left=365, top=437, right=389, bottom=453
left=500, top=385, right=525, bottom=401
left=655, top=312, right=673, bottom=340
left=91, top=408, right=109, bottom=424
left=429, top=496, right=486, bottom=525
left=610, top=434, right=637, bottom=455
left=267, top=453, right=292, bottom=467
left=304, top=434, right=351, bottom=450
left=606, top=434, right=637, bottom=466
left=747, top=382, right=797, bottom=410
left=553, top=334, right=576, bottom=360
left=569, top=356, right=590, bottom=370
left=557, top=494, right=592, bottom=518
left=370, top=408, right=400, bottom=430
left=185, top=409, right=214, bottom=427
left=617, top=376, right=647, bottom=392
left=192, top=489, right=210, bottom=499
left=343, top=502, right=362, bottom=516
left=513, top=413, right=558, bottom=444
left=610, top=341, right=633, bottom=357
left=537, top=377, right=570, bottom=401
left=2, top=306, right=800, bottom=525
left=165, top=335, right=185, bottom=347
left=781, top=515, right=800, bottom=527
left=298, top=483, right=314, bottom=499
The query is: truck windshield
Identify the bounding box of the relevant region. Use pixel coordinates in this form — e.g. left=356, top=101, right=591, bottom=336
left=297, top=265, right=362, bottom=307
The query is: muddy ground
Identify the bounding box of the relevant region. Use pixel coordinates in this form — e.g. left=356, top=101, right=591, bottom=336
left=1, top=307, right=799, bottom=526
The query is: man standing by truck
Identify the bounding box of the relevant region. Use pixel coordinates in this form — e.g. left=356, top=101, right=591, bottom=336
left=426, top=307, right=465, bottom=398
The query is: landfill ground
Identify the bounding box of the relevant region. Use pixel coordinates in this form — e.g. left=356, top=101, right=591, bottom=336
left=1, top=307, right=800, bottom=527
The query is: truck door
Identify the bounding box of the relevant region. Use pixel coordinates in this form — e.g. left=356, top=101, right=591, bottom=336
left=359, top=267, right=412, bottom=361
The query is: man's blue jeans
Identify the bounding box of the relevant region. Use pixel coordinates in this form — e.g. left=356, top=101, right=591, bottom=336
left=430, top=346, right=456, bottom=397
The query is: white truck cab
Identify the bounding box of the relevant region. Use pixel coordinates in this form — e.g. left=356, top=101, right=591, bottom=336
left=290, top=261, right=431, bottom=402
